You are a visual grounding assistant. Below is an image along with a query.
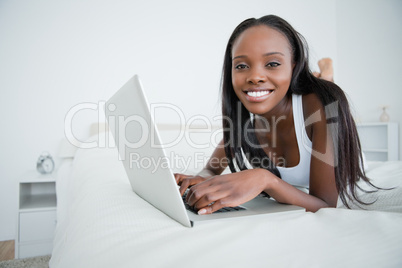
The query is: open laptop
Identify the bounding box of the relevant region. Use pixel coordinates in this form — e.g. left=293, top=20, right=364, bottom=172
left=105, top=74, right=304, bottom=227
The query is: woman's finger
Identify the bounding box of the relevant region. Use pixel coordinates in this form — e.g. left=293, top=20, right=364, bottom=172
left=174, top=173, right=192, bottom=184
left=185, top=177, right=225, bottom=206
left=197, top=198, right=232, bottom=215
left=179, top=176, right=206, bottom=196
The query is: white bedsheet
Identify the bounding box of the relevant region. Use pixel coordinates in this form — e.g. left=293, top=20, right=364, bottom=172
left=50, top=145, right=402, bottom=268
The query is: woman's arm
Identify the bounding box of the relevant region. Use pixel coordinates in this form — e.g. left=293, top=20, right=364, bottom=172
left=262, top=171, right=332, bottom=212
left=302, top=93, right=338, bottom=208
left=185, top=168, right=331, bottom=214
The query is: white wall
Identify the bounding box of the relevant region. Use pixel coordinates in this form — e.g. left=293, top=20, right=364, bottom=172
left=336, top=0, right=402, bottom=156
left=0, top=0, right=337, bottom=240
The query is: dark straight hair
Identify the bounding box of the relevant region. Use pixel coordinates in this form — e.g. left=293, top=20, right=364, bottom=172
left=221, top=15, right=376, bottom=208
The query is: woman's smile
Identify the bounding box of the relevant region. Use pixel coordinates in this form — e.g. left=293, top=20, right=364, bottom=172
left=244, top=89, right=274, bottom=102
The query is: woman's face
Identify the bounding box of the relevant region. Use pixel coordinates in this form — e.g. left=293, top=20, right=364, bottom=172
left=231, top=25, right=294, bottom=117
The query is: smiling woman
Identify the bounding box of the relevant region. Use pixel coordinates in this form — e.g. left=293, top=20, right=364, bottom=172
left=175, top=15, right=378, bottom=214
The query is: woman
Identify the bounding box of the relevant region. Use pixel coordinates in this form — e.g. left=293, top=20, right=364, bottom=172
left=175, top=15, right=372, bottom=214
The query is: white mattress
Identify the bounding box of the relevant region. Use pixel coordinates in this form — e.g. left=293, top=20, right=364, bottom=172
left=50, top=144, right=402, bottom=268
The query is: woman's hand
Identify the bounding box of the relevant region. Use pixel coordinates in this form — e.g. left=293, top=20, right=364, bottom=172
left=174, top=173, right=210, bottom=196
left=185, top=169, right=271, bottom=215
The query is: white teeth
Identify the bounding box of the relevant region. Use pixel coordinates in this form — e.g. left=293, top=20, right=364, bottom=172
left=247, top=90, right=270, bottom=97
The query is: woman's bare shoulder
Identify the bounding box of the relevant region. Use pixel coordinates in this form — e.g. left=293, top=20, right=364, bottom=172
left=302, top=93, right=324, bottom=115
left=301, top=93, right=326, bottom=139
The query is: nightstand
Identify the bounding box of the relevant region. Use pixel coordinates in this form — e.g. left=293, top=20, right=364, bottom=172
left=357, top=122, right=399, bottom=161
left=15, top=171, right=57, bottom=259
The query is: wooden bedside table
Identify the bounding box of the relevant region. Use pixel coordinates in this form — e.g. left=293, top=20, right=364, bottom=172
left=15, top=171, right=57, bottom=259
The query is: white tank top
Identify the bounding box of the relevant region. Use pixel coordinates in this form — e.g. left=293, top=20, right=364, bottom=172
left=276, top=94, right=312, bottom=188
left=235, top=94, right=312, bottom=188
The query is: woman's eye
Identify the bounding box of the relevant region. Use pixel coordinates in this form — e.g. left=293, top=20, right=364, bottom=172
left=235, top=64, right=248, bottom=70
left=266, top=62, right=280, bottom=68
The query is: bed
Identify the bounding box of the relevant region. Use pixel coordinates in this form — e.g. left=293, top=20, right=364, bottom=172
left=49, top=131, right=402, bottom=268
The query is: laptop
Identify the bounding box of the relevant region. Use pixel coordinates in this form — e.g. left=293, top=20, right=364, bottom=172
left=105, top=74, right=304, bottom=227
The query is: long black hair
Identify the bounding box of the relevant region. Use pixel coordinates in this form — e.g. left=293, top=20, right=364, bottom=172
left=221, top=15, right=376, bottom=208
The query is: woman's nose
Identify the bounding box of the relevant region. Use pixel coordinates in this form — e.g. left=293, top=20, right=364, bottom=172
left=246, top=68, right=267, bottom=84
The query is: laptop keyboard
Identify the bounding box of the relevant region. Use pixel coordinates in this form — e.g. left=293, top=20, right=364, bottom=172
left=182, top=192, right=246, bottom=214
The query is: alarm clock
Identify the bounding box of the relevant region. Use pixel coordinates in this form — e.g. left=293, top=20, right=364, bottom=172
left=36, top=152, right=55, bottom=174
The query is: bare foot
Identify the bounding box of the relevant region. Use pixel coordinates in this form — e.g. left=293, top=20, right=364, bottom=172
left=317, top=58, right=333, bottom=82
left=312, top=71, right=320, bottom=78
